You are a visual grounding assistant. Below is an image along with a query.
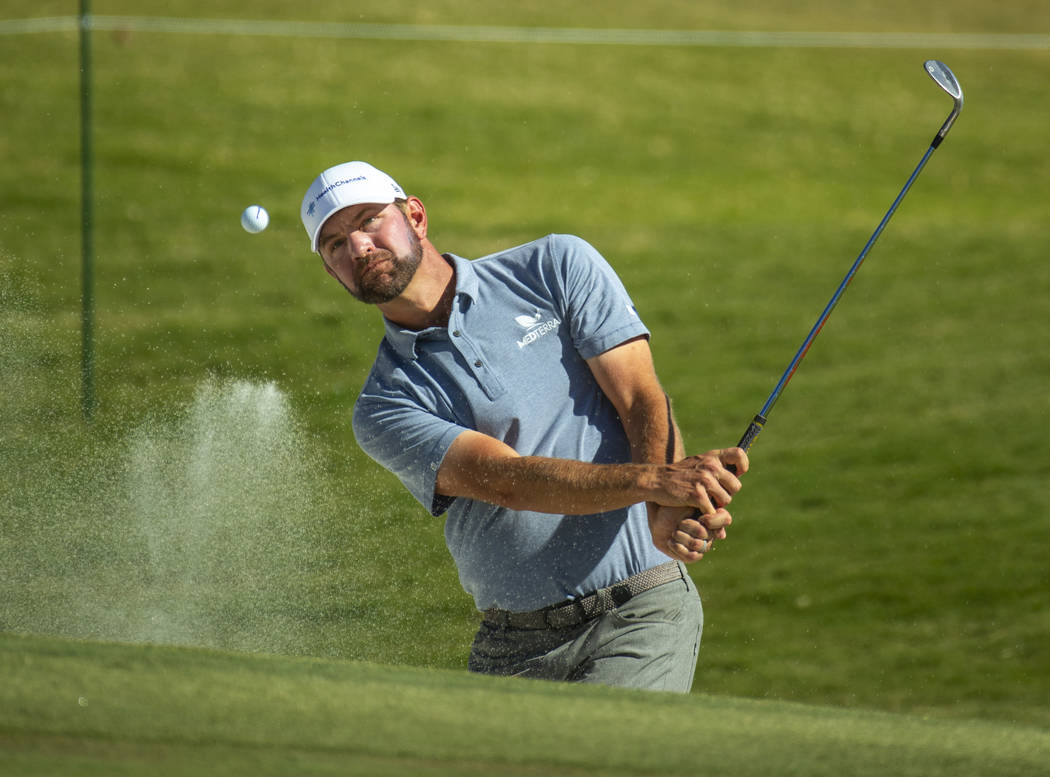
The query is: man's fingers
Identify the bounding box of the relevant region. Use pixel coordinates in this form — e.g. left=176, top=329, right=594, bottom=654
left=668, top=529, right=712, bottom=561
left=681, top=510, right=730, bottom=535
left=692, top=483, right=717, bottom=515
left=657, top=505, right=729, bottom=564
left=663, top=448, right=747, bottom=513
left=677, top=535, right=714, bottom=557
left=721, top=446, right=749, bottom=476
left=691, top=450, right=747, bottom=508
left=702, top=508, right=732, bottom=531
left=675, top=510, right=730, bottom=546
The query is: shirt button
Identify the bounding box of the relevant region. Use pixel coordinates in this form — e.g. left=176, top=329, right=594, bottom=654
left=452, top=330, right=461, bottom=337
left=474, top=360, right=483, bottom=368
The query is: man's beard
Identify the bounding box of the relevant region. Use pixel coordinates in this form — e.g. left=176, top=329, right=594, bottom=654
left=349, top=229, right=423, bottom=305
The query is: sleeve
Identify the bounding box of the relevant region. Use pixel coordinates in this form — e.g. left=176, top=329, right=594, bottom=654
left=352, top=388, right=466, bottom=517
left=549, top=234, right=650, bottom=359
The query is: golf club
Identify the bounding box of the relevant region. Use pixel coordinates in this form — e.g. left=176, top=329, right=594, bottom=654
left=730, top=59, right=964, bottom=463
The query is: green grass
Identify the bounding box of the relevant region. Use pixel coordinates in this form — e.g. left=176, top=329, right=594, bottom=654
left=3, top=632, right=1048, bottom=777
left=2, top=2, right=1049, bottom=769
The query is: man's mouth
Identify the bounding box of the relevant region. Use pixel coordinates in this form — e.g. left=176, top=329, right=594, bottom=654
left=360, top=253, right=394, bottom=278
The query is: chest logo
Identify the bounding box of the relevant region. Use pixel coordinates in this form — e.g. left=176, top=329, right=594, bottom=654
left=514, top=311, right=561, bottom=349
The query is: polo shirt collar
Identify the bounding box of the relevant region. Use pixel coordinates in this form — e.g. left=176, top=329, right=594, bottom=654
left=381, top=254, right=476, bottom=360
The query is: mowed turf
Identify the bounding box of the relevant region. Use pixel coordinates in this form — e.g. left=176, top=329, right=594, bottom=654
left=1, top=0, right=1049, bottom=759
left=2, top=632, right=1048, bottom=777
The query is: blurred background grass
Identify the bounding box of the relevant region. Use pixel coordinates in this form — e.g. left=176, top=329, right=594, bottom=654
left=2, top=1, right=1048, bottom=727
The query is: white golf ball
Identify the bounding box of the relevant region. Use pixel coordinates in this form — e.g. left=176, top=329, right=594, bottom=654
left=240, top=205, right=269, bottom=234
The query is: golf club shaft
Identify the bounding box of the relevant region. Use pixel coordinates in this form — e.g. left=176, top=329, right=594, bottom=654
left=722, top=61, right=963, bottom=468
left=681, top=62, right=962, bottom=530
left=735, top=140, right=940, bottom=456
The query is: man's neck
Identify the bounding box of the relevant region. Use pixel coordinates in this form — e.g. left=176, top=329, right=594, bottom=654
left=378, top=249, right=456, bottom=331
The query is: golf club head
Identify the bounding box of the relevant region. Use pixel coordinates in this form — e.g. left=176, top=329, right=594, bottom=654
left=924, top=60, right=963, bottom=145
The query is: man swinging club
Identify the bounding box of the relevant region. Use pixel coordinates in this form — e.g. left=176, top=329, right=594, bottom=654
left=300, top=161, right=747, bottom=692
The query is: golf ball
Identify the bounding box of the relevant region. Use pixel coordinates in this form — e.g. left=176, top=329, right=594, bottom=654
left=240, top=205, right=269, bottom=234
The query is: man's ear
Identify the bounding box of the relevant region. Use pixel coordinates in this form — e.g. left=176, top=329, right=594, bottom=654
left=405, top=196, right=428, bottom=239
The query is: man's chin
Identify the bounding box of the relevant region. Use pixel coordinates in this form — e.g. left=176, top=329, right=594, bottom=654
left=357, top=288, right=401, bottom=305
left=355, top=273, right=410, bottom=305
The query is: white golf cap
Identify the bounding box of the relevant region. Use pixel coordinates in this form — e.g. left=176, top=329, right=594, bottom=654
left=301, top=161, right=406, bottom=252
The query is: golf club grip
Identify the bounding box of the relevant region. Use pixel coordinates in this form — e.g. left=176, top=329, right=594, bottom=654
left=726, top=414, right=766, bottom=474
left=683, top=414, right=765, bottom=526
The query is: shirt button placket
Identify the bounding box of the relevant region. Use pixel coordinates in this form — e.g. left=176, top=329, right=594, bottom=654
left=448, top=316, right=503, bottom=400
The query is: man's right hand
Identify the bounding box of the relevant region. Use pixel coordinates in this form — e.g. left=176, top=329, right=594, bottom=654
left=649, top=504, right=731, bottom=563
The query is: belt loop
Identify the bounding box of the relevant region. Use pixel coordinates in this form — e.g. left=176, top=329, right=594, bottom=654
left=595, top=587, right=612, bottom=613
left=611, top=583, right=633, bottom=607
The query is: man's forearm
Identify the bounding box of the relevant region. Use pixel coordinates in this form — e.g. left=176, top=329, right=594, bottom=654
left=468, top=455, right=658, bottom=515
left=436, top=427, right=728, bottom=516
left=481, top=393, right=686, bottom=514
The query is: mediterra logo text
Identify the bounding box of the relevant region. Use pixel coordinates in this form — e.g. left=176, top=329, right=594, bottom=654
left=516, top=318, right=560, bottom=349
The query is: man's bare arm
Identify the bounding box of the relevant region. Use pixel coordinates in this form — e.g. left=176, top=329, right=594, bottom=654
left=434, top=429, right=733, bottom=516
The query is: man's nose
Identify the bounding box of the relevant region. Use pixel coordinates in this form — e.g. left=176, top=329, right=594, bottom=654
left=349, top=231, right=374, bottom=260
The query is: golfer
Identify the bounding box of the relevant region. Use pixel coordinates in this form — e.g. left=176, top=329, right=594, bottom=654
left=300, top=161, right=747, bottom=692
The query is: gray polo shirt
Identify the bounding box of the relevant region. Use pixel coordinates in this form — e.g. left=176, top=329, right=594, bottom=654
left=352, top=234, right=668, bottom=612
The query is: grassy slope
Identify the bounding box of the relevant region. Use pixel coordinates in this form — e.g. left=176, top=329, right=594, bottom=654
left=2, top=633, right=1048, bottom=777
left=2, top=0, right=1048, bottom=735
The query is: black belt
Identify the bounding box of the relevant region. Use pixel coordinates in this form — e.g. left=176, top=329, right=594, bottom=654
left=482, top=561, right=684, bottom=631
